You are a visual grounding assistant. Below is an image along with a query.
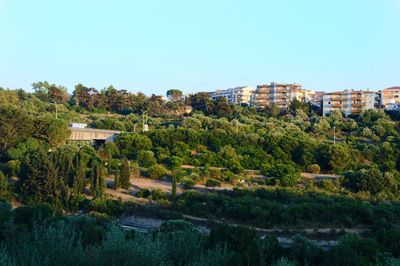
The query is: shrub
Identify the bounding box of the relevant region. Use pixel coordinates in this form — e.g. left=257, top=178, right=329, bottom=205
left=13, top=204, right=55, bottom=228
left=205, top=178, right=221, bottom=188
left=137, top=150, right=157, bottom=167
left=88, top=211, right=110, bottom=223
left=182, top=177, right=197, bottom=188
left=181, top=173, right=200, bottom=188
left=262, top=164, right=300, bottom=187
left=136, top=188, right=151, bottom=198
left=147, top=164, right=169, bottom=179
left=85, top=198, right=124, bottom=216
left=307, top=164, right=320, bottom=174
left=159, top=220, right=196, bottom=233
left=68, top=194, right=89, bottom=212
left=150, top=189, right=168, bottom=201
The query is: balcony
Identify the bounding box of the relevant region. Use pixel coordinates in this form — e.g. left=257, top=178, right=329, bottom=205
left=274, top=95, right=287, bottom=100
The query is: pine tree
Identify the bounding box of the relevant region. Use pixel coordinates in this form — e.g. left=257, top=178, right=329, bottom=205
left=120, top=158, right=131, bottom=189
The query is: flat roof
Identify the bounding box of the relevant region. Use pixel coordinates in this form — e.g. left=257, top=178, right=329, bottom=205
left=69, top=127, right=121, bottom=134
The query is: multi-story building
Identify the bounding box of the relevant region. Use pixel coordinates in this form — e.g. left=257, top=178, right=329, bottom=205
left=322, top=89, right=375, bottom=116
left=209, top=86, right=255, bottom=105
left=311, top=91, right=325, bottom=108
left=380, top=87, right=400, bottom=108
left=253, top=82, right=313, bottom=109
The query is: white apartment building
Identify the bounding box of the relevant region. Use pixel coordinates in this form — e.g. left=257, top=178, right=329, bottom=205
left=209, top=86, right=255, bottom=105
left=322, top=89, right=375, bottom=116
left=253, top=82, right=314, bottom=109
left=380, top=87, right=400, bottom=108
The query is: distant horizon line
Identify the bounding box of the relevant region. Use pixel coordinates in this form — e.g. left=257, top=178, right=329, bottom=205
left=1, top=81, right=399, bottom=97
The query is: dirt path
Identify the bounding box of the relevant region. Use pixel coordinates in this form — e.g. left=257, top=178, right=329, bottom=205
left=301, top=173, right=340, bottom=180
left=181, top=214, right=365, bottom=235
left=106, top=177, right=233, bottom=202
left=119, top=213, right=366, bottom=249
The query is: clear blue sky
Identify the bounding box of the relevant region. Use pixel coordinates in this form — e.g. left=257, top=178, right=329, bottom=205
left=0, top=0, right=399, bottom=95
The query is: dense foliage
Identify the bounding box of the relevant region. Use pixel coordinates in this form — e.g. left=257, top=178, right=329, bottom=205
left=1, top=202, right=400, bottom=266
left=1, top=83, right=400, bottom=265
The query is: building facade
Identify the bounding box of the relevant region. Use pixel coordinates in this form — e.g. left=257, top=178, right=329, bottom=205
left=380, top=87, right=400, bottom=108
left=322, top=90, right=375, bottom=116
left=310, top=91, right=325, bottom=108
left=253, top=82, right=314, bottom=109
left=209, top=86, right=255, bottom=105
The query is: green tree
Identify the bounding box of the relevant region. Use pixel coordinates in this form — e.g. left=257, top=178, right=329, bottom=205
left=263, top=164, right=300, bottom=187
left=172, top=174, right=177, bottom=199
left=90, top=160, right=105, bottom=198
left=190, top=92, right=214, bottom=114
left=34, top=117, right=70, bottom=147
left=289, top=98, right=308, bottom=116
left=120, top=158, right=131, bottom=189
left=0, top=171, right=11, bottom=200
left=18, top=150, right=66, bottom=209
left=114, top=169, right=120, bottom=190
left=147, top=164, right=168, bottom=179
left=115, top=133, right=152, bottom=159
left=316, top=144, right=351, bottom=173
left=0, top=105, right=33, bottom=152
left=166, top=89, right=183, bottom=102
left=359, top=167, right=385, bottom=195
left=137, top=150, right=157, bottom=167
left=215, top=97, right=233, bottom=118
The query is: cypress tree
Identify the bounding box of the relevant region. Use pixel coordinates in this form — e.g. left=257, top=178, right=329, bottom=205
left=120, top=158, right=131, bottom=189
left=172, top=174, right=177, bottom=199
left=0, top=171, right=11, bottom=200
left=73, top=153, right=87, bottom=195
left=91, top=161, right=105, bottom=198
left=114, top=168, right=120, bottom=190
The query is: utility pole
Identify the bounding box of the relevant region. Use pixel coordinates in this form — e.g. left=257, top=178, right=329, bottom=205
left=55, top=104, right=58, bottom=119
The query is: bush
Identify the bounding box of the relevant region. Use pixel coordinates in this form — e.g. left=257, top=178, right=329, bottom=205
left=68, top=194, right=89, bottom=212
left=147, top=164, right=169, bottom=179
left=263, top=164, right=300, bottom=187
left=137, top=150, right=157, bottom=167
left=13, top=204, right=55, bottom=228
left=181, top=173, right=199, bottom=188
left=307, top=164, right=320, bottom=174
left=182, top=178, right=196, bottom=188
left=88, top=211, right=110, bottom=223
left=205, top=178, right=221, bottom=188
left=150, top=189, right=168, bottom=201
left=85, top=198, right=125, bottom=216
left=0, top=200, right=12, bottom=236
left=159, top=220, right=196, bottom=233
left=136, top=188, right=151, bottom=198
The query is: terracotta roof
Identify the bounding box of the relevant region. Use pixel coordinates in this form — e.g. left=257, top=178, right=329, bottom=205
left=383, top=87, right=400, bottom=91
